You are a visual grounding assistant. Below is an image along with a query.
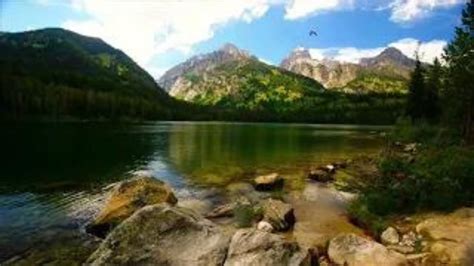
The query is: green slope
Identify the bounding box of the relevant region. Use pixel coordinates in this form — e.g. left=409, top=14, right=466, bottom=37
left=0, top=28, right=172, bottom=120
left=340, top=71, right=409, bottom=94
left=170, top=58, right=406, bottom=124
left=173, top=59, right=325, bottom=113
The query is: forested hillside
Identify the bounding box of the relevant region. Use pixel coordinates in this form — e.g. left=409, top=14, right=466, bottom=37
left=0, top=28, right=174, bottom=120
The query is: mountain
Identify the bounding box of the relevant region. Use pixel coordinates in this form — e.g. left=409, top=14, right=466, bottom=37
left=158, top=43, right=255, bottom=92
left=360, top=47, right=416, bottom=71
left=158, top=44, right=325, bottom=113
left=280, top=49, right=360, bottom=88
left=155, top=43, right=405, bottom=123
left=280, top=47, right=415, bottom=93
left=0, top=28, right=173, bottom=119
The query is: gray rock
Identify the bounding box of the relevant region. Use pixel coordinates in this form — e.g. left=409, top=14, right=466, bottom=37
left=328, top=233, right=408, bottom=266
left=254, top=173, right=284, bottom=191
left=262, top=199, right=295, bottom=231
left=381, top=227, right=400, bottom=245
left=387, top=245, right=415, bottom=254
left=224, top=229, right=311, bottom=266
left=206, top=203, right=235, bottom=219
left=87, top=204, right=230, bottom=266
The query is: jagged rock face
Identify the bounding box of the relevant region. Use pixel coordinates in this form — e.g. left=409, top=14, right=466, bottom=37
left=281, top=50, right=360, bottom=88
left=158, top=43, right=253, bottom=92
left=360, top=47, right=416, bottom=71
left=280, top=47, right=415, bottom=89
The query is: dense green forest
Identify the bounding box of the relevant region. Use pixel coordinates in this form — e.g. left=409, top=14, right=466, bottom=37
left=0, top=28, right=407, bottom=124
left=0, top=28, right=175, bottom=120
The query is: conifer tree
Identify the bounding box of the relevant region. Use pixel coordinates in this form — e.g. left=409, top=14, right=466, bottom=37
left=406, top=54, right=426, bottom=120
left=425, top=57, right=442, bottom=121
left=443, top=2, right=474, bottom=143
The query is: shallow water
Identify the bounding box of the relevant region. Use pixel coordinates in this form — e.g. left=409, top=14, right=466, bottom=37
left=0, top=121, right=386, bottom=260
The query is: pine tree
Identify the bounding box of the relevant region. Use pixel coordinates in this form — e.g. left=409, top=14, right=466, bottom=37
left=443, top=2, right=474, bottom=143
left=425, top=57, right=442, bottom=122
left=406, top=54, right=426, bottom=120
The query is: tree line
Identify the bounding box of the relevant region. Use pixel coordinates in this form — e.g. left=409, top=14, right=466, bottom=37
left=406, top=1, right=473, bottom=143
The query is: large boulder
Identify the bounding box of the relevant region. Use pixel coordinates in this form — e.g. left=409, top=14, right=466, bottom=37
left=86, top=176, right=177, bottom=237
left=87, top=204, right=230, bottom=266
left=224, top=229, right=310, bottom=266
left=327, top=234, right=408, bottom=266
left=416, top=208, right=474, bottom=265
left=262, top=199, right=295, bottom=231
left=254, top=173, right=283, bottom=191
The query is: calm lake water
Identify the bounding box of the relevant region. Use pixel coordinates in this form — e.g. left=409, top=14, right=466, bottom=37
left=0, top=121, right=387, bottom=260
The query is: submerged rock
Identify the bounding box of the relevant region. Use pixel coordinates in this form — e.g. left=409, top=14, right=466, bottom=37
left=178, top=198, right=213, bottom=216
left=416, top=208, right=474, bottom=265
left=3, top=230, right=100, bottom=266
left=224, top=229, right=311, bottom=266
left=86, top=176, right=177, bottom=238
left=307, top=169, right=333, bottom=182
left=227, top=182, right=265, bottom=203
left=261, top=199, right=295, bottom=231
left=254, top=173, right=283, bottom=191
left=291, top=183, right=363, bottom=252
left=327, top=234, right=408, bottom=266
left=87, top=204, right=230, bottom=266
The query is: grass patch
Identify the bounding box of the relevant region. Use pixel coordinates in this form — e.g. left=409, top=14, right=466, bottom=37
left=347, top=120, right=474, bottom=233
left=233, top=204, right=263, bottom=228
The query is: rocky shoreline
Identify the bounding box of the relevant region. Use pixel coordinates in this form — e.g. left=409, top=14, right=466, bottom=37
left=5, top=161, right=474, bottom=266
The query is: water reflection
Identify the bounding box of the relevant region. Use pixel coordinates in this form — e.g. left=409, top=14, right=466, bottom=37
left=165, top=123, right=384, bottom=187
left=0, top=122, right=386, bottom=260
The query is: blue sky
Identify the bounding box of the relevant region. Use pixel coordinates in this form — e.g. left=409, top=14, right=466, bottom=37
left=1, top=0, right=466, bottom=78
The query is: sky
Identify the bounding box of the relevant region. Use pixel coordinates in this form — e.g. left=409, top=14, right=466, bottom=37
left=0, top=0, right=467, bottom=78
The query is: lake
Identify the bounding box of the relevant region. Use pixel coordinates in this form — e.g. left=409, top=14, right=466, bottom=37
left=0, top=121, right=387, bottom=260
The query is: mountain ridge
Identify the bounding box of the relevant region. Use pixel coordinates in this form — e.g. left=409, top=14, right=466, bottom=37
left=280, top=46, right=415, bottom=91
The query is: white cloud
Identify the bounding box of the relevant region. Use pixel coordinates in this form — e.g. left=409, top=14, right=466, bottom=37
left=147, top=66, right=170, bottom=80
left=282, top=0, right=464, bottom=22
left=63, top=0, right=273, bottom=72
left=284, top=0, right=353, bottom=20
left=306, top=38, right=446, bottom=63
left=258, top=57, right=275, bottom=65
left=389, top=0, right=465, bottom=23
left=389, top=38, right=447, bottom=62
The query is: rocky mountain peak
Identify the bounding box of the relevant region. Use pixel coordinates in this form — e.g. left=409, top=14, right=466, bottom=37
left=280, top=48, right=316, bottom=69
left=360, top=47, right=415, bottom=69
left=158, top=43, right=253, bottom=91
left=280, top=46, right=416, bottom=89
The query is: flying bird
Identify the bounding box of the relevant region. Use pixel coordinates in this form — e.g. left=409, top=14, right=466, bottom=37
left=309, top=30, right=318, bottom=37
